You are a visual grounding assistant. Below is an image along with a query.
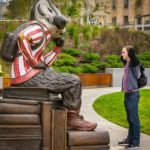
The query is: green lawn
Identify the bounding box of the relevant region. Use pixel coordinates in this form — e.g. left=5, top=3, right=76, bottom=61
left=93, top=89, right=150, bottom=135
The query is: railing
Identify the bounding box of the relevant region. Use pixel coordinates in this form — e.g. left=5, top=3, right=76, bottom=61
left=0, top=19, right=28, bottom=22
left=108, top=23, right=150, bottom=31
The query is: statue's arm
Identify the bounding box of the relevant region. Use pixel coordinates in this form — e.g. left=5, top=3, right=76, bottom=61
left=18, top=26, right=44, bottom=67
left=44, top=37, right=64, bottom=66
left=44, top=46, right=61, bottom=66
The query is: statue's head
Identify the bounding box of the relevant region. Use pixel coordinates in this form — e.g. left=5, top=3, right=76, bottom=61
left=30, top=0, right=67, bottom=38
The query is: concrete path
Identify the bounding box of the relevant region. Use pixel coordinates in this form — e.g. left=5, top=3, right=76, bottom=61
left=81, top=87, right=150, bottom=150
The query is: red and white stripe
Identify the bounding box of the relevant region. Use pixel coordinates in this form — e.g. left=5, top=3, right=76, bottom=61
left=11, top=22, right=61, bottom=85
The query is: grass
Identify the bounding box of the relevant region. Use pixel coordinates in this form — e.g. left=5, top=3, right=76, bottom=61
left=93, top=89, right=150, bottom=135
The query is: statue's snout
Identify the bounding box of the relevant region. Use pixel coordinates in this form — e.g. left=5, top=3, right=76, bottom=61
left=53, top=16, right=67, bottom=29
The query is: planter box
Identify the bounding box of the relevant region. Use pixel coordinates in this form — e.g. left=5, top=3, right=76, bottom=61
left=3, top=77, right=11, bottom=88
left=76, top=73, right=112, bottom=87
left=105, top=68, right=150, bottom=87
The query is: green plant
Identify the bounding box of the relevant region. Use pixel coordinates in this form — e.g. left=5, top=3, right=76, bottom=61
left=91, top=25, right=101, bottom=38
left=62, top=48, right=82, bottom=56
left=82, top=52, right=100, bottom=63
left=66, top=23, right=76, bottom=38
left=112, top=25, right=120, bottom=32
left=105, top=55, right=123, bottom=68
left=81, top=25, right=92, bottom=42
left=79, top=64, right=98, bottom=73
left=141, top=61, right=150, bottom=68
left=53, top=66, right=82, bottom=73
left=138, top=52, right=150, bottom=61
left=105, top=55, right=120, bottom=63
left=0, top=58, right=11, bottom=77
left=73, top=26, right=80, bottom=48
left=92, top=61, right=111, bottom=70
left=0, top=32, right=5, bottom=40
left=53, top=53, right=77, bottom=67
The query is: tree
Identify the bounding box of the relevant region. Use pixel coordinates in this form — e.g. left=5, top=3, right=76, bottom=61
left=7, top=0, right=37, bottom=19
left=54, top=0, right=82, bottom=17
left=81, top=0, right=110, bottom=25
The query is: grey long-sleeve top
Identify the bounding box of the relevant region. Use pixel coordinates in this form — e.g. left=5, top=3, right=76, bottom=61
left=122, top=63, right=140, bottom=92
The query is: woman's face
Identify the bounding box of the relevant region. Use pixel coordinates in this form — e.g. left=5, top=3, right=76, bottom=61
left=121, top=47, right=129, bottom=61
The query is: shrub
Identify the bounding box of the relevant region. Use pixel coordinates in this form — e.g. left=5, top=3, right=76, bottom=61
left=138, top=52, right=150, bottom=61
left=79, top=64, right=98, bottom=73
left=0, top=32, right=5, bottom=41
left=53, top=53, right=77, bottom=67
left=62, top=48, right=82, bottom=56
left=112, top=25, right=120, bottom=32
left=82, top=52, right=100, bottom=63
left=93, top=28, right=150, bottom=56
left=109, top=62, right=123, bottom=68
left=91, top=25, right=101, bottom=38
left=66, top=23, right=76, bottom=38
left=73, top=26, right=81, bottom=48
left=105, top=55, right=120, bottom=63
left=141, top=61, right=150, bottom=68
left=53, top=66, right=82, bottom=73
left=105, top=55, right=123, bottom=68
left=81, top=25, right=92, bottom=42
left=92, top=61, right=111, bottom=70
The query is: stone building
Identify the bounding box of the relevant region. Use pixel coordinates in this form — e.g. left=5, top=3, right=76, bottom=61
left=105, top=0, right=150, bottom=27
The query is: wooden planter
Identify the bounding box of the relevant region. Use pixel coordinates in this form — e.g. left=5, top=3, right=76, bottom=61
left=3, top=77, right=11, bottom=88
left=2, top=74, right=112, bottom=89
left=76, top=73, right=112, bottom=87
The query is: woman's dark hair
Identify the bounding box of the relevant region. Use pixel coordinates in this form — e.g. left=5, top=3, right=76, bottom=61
left=121, top=45, right=140, bottom=67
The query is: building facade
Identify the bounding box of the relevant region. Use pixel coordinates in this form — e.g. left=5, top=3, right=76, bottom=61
left=105, top=0, right=150, bottom=27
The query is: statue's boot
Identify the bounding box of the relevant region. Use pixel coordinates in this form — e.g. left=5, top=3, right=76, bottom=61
left=67, top=110, right=97, bottom=131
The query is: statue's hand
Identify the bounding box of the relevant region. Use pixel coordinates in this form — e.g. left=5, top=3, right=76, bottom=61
left=52, top=37, right=64, bottom=47
left=34, top=62, right=47, bottom=70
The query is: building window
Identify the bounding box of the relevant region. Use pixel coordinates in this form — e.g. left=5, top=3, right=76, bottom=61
left=124, top=16, right=129, bottom=25
left=112, top=0, right=116, bottom=9
left=137, top=17, right=142, bottom=24
left=112, top=17, right=116, bottom=25
left=124, top=0, right=129, bottom=8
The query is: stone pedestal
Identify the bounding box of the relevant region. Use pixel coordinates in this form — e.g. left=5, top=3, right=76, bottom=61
left=1, top=87, right=110, bottom=150
left=0, top=87, right=67, bottom=150
left=67, top=130, right=110, bottom=150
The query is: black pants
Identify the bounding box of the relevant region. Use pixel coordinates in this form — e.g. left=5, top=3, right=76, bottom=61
left=16, top=68, right=82, bottom=110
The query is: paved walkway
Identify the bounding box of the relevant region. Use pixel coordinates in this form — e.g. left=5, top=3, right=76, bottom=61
left=81, top=87, right=150, bottom=150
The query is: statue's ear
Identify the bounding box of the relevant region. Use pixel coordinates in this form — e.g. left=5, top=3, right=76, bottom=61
left=37, top=4, right=54, bottom=16
left=37, top=4, right=45, bottom=16
left=46, top=0, right=61, bottom=15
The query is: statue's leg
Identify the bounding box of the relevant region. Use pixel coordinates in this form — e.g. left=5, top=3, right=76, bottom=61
left=16, top=68, right=81, bottom=109
left=16, top=68, right=97, bottom=131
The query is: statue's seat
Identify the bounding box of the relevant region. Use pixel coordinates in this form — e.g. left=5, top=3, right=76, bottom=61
left=2, top=87, right=62, bottom=109
left=3, top=87, right=60, bottom=100
left=0, top=87, right=66, bottom=150
left=1, top=87, right=110, bottom=150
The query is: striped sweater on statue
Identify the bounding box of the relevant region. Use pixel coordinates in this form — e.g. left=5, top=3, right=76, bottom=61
left=11, top=22, right=61, bottom=85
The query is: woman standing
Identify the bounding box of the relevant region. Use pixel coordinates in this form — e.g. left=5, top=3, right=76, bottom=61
left=118, top=45, right=141, bottom=149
